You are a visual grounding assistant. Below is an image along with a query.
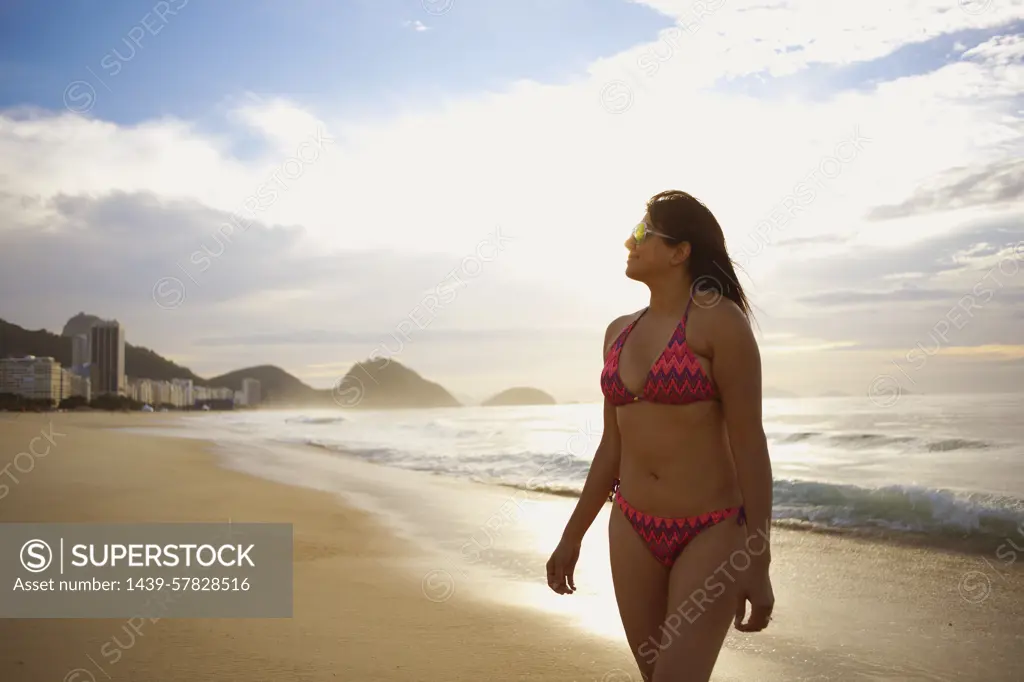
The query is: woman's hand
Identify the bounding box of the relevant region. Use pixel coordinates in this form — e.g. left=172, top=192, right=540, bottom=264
left=734, top=563, right=774, bottom=632
left=546, top=538, right=581, bottom=594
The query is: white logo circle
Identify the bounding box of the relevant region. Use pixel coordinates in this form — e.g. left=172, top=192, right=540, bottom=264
left=422, top=0, right=454, bottom=16
left=64, top=668, right=97, bottom=682
left=421, top=568, right=455, bottom=603
left=867, top=374, right=901, bottom=408
left=600, top=80, right=634, bottom=115
left=958, top=570, right=992, bottom=604
left=152, top=276, right=186, bottom=310
left=332, top=373, right=366, bottom=407
left=20, top=539, right=53, bottom=573
left=63, top=80, right=97, bottom=114
left=691, top=275, right=725, bottom=308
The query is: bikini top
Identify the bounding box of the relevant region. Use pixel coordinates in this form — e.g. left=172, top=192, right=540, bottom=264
left=600, top=299, right=717, bottom=406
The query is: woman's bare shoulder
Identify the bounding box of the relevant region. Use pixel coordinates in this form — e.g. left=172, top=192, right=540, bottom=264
left=603, top=310, right=645, bottom=357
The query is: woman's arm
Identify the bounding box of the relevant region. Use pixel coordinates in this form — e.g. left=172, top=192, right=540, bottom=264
left=548, top=320, right=625, bottom=594
left=709, top=302, right=773, bottom=562
left=561, top=397, right=621, bottom=543
left=560, top=320, right=624, bottom=544
left=709, top=300, right=774, bottom=631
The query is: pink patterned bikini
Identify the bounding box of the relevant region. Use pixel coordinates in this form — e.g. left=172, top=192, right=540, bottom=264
left=599, top=298, right=745, bottom=568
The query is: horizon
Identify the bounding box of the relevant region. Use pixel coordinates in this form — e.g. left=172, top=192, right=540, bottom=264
left=2, top=311, right=1020, bottom=404
left=1, top=2, right=1023, bottom=402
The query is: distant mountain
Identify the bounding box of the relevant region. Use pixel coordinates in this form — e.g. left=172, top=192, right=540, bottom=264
left=482, top=387, right=557, bottom=407
left=0, top=319, right=71, bottom=364
left=208, top=365, right=322, bottom=405
left=335, top=359, right=460, bottom=409
left=62, top=312, right=103, bottom=339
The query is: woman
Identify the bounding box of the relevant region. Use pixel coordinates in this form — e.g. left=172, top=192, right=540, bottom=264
left=546, top=190, right=774, bottom=682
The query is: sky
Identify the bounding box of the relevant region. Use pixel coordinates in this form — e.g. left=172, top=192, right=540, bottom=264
left=0, top=0, right=1022, bottom=403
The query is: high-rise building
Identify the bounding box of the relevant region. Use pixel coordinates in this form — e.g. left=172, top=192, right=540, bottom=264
left=0, top=356, right=63, bottom=403
left=241, top=378, right=261, bottom=407
left=171, top=378, right=194, bottom=408
left=72, top=333, right=90, bottom=368
left=152, top=381, right=169, bottom=406
left=60, top=367, right=91, bottom=402
left=90, top=320, right=125, bottom=397
left=194, top=385, right=235, bottom=404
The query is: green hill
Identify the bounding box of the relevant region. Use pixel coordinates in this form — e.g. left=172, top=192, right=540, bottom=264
left=208, top=365, right=322, bottom=405
left=62, top=312, right=104, bottom=338
left=334, top=358, right=460, bottom=409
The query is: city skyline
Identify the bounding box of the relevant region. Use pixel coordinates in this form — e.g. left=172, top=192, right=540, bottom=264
left=0, top=314, right=262, bottom=408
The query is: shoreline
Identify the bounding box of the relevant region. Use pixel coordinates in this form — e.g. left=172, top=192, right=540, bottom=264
left=163, top=410, right=1024, bottom=561
left=174, top=404, right=1024, bottom=555
left=2, top=413, right=1024, bottom=681
left=94, top=413, right=1024, bottom=580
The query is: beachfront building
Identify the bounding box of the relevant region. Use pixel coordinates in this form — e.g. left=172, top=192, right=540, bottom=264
left=71, top=333, right=90, bottom=368
left=60, top=367, right=91, bottom=402
left=195, top=385, right=235, bottom=403
left=69, top=361, right=92, bottom=380
left=172, top=378, right=194, bottom=407
left=0, top=356, right=63, bottom=403
left=90, top=320, right=126, bottom=396
left=241, top=378, right=261, bottom=407
left=125, top=378, right=198, bottom=408
left=154, top=380, right=188, bottom=408
left=126, top=378, right=154, bottom=405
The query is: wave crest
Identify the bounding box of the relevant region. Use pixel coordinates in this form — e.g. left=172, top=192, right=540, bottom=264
left=284, top=416, right=347, bottom=425
left=770, top=431, right=995, bottom=452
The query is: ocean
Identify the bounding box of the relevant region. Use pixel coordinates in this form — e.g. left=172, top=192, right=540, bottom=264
left=142, top=392, right=1024, bottom=550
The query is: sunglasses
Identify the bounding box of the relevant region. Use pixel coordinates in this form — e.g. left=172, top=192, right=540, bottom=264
left=631, top=221, right=674, bottom=245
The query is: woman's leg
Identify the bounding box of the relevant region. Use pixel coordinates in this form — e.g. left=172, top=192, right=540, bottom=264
left=651, top=515, right=746, bottom=682
left=608, top=506, right=670, bottom=681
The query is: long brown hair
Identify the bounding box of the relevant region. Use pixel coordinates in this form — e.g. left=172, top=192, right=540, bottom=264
left=646, top=190, right=752, bottom=318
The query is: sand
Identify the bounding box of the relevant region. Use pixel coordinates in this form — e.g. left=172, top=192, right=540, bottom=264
left=1, top=412, right=1022, bottom=682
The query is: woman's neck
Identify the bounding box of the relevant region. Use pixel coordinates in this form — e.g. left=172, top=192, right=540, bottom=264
left=646, top=273, right=692, bottom=317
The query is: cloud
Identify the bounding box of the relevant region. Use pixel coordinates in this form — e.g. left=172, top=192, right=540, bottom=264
left=935, top=344, right=1024, bottom=359
left=860, top=31, right=1024, bottom=220
left=963, top=32, right=1024, bottom=66
left=866, top=157, right=1024, bottom=220
left=799, top=287, right=975, bottom=306
left=625, top=0, right=1024, bottom=84
left=771, top=218, right=1024, bottom=293
left=754, top=215, right=1024, bottom=357
left=402, top=19, right=430, bottom=32
left=773, top=234, right=851, bottom=248
left=761, top=340, right=861, bottom=353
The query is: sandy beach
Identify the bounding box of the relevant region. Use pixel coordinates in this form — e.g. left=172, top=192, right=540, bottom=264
left=1, top=412, right=1023, bottom=682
